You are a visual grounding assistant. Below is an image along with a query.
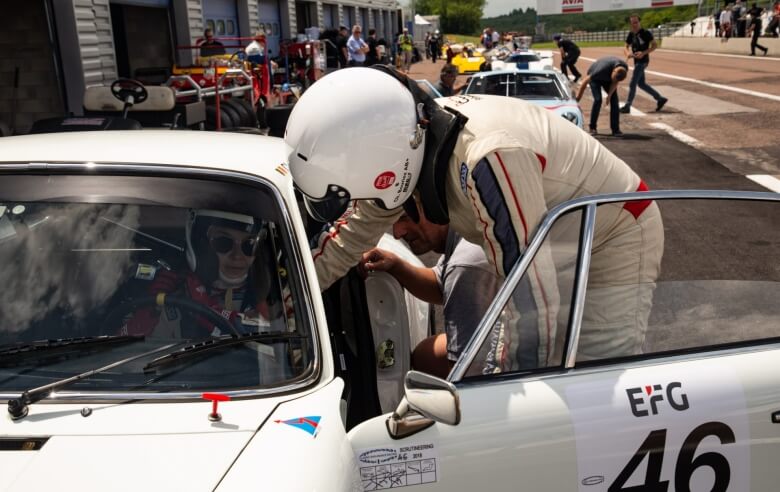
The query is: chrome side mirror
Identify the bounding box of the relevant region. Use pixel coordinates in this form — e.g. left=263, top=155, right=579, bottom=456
left=386, top=371, right=460, bottom=439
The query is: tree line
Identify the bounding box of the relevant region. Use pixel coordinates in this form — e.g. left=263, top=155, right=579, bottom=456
left=437, top=4, right=699, bottom=36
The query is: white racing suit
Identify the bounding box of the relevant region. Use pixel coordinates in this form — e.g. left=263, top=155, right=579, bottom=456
left=311, top=95, right=664, bottom=367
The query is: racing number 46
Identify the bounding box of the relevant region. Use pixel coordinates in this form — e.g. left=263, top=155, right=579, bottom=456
left=608, top=422, right=735, bottom=492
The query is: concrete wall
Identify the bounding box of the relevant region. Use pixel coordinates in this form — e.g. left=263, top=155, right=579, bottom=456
left=0, top=1, right=64, bottom=135
left=662, top=36, right=780, bottom=57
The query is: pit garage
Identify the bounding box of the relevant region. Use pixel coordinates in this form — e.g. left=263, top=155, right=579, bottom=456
left=0, top=1, right=65, bottom=136
left=109, top=0, right=174, bottom=85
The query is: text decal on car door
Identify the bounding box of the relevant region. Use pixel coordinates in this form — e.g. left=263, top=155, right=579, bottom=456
left=565, top=361, right=749, bottom=491
left=355, top=441, right=439, bottom=490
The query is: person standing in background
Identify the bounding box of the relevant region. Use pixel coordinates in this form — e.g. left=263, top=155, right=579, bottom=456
left=621, top=14, right=668, bottom=114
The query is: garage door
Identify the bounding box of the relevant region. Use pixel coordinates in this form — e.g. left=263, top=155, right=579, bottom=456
left=110, top=0, right=169, bottom=6
left=258, top=0, right=280, bottom=58
left=204, top=0, right=239, bottom=39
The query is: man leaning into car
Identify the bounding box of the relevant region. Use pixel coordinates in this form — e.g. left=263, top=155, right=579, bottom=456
left=357, top=200, right=501, bottom=379
left=287, top=66, right=664, bottom=372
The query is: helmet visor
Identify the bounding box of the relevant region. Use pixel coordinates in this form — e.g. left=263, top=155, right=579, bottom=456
left=302, top=187, right=351, bottom=223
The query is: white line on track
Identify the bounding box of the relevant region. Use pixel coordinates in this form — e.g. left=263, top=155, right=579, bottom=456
left=656, top=48, right=780, bottom=62
left=581, top=56, right=780, bottom=103
left=649, top=122, right=780, bottom=193
left=746, top=175, right=780, bottom=193
left=599, top=90, right=647, bottom=116
left=648, top=122, right=702, bottom=147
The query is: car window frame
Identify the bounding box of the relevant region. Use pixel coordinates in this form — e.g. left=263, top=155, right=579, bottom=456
left=0, top=162, right=324, bottom=402
left=450, top=190, right=780, bottom=384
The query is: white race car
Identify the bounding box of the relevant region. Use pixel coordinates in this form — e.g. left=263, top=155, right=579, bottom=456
left=1, top=131, right=779, bottom=491
left=464, top=68, right=585, bottom=128
left=487, top=49, right=554, bottom=72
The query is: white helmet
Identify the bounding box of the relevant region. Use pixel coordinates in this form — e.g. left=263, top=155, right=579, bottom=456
left=285, top=67, right=426, bottom=222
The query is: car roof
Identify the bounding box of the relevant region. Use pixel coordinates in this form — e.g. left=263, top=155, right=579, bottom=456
left=0, top=130, right=292, bottom=190
left=472, top=68, right=560, bottom=77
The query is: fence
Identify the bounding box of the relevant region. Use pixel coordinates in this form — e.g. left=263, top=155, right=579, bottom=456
left=560, top=23, right=688, bottom=43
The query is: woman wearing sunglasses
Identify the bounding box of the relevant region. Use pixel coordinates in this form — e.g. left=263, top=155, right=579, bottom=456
left=122, top=209, right=273, bottom=338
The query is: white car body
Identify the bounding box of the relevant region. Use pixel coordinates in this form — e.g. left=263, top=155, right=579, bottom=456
left=489, top=49, right=554, bottom=72
left=464, top=68, right=585, bottom=128
left=1, top=132, right=779, bottom=492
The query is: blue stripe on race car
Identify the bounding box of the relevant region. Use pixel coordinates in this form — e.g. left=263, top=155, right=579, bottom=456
left=516, top=62, right=529, bottom=69
left=472, top=159, right=520, bottom=276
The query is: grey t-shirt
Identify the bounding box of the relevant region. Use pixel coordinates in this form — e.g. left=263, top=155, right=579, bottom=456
left=432, top=231, right=502, bottom=362
left=587, top=56, right=628, bottom=84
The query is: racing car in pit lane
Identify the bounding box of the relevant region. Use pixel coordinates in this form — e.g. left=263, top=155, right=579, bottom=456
left=1, top=131, right=779, bottom=491
left=463, top=67, right=585, bottom=128
left=484, top=49, right=554, bottom=72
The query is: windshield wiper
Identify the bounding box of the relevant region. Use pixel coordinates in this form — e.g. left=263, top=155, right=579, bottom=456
left=143, top=331, right=307, bottom=372
left=7, top=342, right=178, bottom=420
left=0, top=336, right=145, bottom=367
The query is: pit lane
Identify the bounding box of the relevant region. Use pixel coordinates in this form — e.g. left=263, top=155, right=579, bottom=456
left=407, top=53, right=779, bottom=282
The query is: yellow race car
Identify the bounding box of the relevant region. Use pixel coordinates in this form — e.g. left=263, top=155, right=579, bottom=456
left=445, top=43, right=487, bottom=74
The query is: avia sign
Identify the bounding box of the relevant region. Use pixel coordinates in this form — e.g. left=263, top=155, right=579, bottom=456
left=537, top=0, right=698, bottom=16
left=562, top=0, right=584, bottom=13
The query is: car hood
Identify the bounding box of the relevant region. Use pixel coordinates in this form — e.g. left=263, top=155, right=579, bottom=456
left=537, top=100, right=582, bottom=114
left=0, top=394, right=284, bottom=491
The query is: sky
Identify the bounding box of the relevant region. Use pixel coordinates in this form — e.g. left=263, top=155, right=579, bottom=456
left=484, top=0, right=536, bottom=18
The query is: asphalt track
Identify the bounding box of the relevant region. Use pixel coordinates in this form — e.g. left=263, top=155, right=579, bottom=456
left=408, top=48, right=780, bottom=190
left=408, top=49, right=779, bottom=288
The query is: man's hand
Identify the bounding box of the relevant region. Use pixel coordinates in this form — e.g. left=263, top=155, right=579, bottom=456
left=358, top=248, right=399, bottom=278
left=634, top=51, right=646, bottom=59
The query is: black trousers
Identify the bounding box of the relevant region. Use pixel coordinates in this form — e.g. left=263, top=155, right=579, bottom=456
left=751, top=22, right=767, bottom=54
left=561, top=52, right=581, bottom=79
left=589, top=79, right=620, bottom=133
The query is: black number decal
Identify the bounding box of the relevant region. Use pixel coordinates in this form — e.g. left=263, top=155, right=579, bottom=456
left=609, top=422, right=734, bottom=492
left=675, top=422, right=735, bottom=492
left=609, top=429, right=669, bottom=492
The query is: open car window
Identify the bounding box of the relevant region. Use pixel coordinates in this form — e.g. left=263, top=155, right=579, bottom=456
left=0, top=173, right=315, bottom=395
left=456, top=193, right=780, bottom=381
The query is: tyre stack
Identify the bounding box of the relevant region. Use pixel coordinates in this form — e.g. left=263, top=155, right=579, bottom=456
left=204, top=97, right=259, bottom=131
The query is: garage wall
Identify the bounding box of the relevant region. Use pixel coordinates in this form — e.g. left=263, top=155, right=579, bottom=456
left=0, top=1, right=64, bottom=135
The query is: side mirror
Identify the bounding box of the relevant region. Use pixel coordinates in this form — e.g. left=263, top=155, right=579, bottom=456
left=386, top=371, right=460, bottom=439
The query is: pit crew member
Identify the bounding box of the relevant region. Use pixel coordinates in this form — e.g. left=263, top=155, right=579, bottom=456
left=286, top=67, right=664, bottom=368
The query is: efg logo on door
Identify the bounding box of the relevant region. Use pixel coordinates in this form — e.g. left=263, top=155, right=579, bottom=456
left=626, top=381, right=690, bottom=417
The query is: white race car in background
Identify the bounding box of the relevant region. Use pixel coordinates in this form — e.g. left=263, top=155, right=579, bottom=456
left=464, top=68, right=585, bottom=128
left=1, top=130, right=779, bottom=491
left=487, top=49, right=554, bottom=72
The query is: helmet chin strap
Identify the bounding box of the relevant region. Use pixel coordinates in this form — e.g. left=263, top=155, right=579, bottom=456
left=414, top=105, right=468, bottom=225
left=370, top=64, right=468, bottom=226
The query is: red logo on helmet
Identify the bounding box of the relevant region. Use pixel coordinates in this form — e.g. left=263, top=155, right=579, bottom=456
left=374, top=172, right=396, bottom=190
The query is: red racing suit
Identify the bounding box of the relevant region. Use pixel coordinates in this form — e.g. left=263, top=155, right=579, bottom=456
left=122, top=271, right=271, bottom=338
left=311, top=95, right=664, bottom=366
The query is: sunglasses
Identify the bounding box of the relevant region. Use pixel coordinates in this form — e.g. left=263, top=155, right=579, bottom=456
left=209, top=235, right=259, bottom=256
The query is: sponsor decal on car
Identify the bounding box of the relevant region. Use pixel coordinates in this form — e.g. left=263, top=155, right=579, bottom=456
left=274, top=416, right=321, bottom=437
left=355, top=442, right=439, bottom=490
left=566, top=363, right=749, bottom=492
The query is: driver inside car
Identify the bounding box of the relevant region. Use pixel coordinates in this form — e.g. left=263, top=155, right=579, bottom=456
left=121, top=209, right=272, bottom=338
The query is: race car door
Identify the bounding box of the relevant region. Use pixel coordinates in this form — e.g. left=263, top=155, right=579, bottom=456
left=348, top=193, right=780, bottom=491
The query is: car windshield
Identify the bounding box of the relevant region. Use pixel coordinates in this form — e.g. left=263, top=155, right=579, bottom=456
left=466, top=73, right=563, bottom=99
left=508, top=53, right=541, bottom=63
left=0, top=173, right=314, bottom=395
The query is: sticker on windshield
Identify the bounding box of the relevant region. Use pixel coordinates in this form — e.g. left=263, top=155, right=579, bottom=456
left=565, top=362, right=749, bottom=491
left=356, top=442, right=439, bottom=490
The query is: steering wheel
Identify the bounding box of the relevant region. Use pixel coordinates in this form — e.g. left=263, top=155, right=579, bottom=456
left=110, top=78, right=149, bottom=105
left=103, top=295, right=240, bottom=337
